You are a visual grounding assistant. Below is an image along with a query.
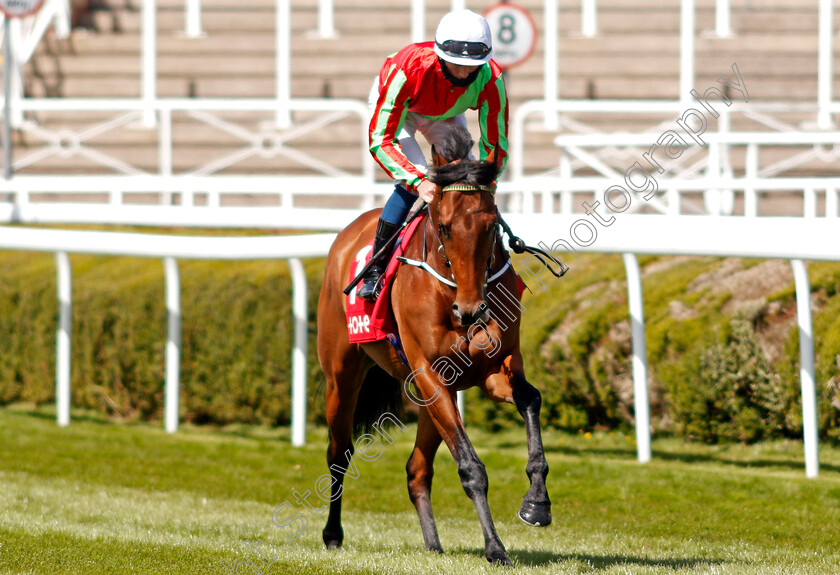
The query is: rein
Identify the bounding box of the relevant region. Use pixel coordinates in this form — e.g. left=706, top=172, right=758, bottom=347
left=495, top=207, right=570, bottom=279
left=397, top=183, right=570, bottom=289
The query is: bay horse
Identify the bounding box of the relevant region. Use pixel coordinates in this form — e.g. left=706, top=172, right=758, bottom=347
left=316, top=124, right=550, bottom=566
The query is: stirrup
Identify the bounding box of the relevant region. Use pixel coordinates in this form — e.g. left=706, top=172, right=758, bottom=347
left=357, top=267, right=383, bottom=300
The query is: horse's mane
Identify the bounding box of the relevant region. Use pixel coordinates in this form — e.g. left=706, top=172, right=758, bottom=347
left=427, top=124, right=499, bottom=188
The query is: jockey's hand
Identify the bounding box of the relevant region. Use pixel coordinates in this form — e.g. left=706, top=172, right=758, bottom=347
left=416, top=180, right=436, bottom=203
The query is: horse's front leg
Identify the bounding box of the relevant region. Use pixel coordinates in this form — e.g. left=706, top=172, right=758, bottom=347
left=511, top=374, right=551, bottom=526
left=483, top=355, right=551, bottom=527
left=408, top=365, right=512, bottom=566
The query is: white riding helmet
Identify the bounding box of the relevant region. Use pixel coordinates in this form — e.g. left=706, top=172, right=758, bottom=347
left=434, top=10, right=493, bottom=67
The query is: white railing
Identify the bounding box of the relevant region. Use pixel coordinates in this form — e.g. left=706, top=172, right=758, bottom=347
left=0, top=176, right=391, bottom=229
left=0, top=97, right=376, bottom=223
left=0, top=96, right=377, bottom=226
left=0, top=175, right=391, bottom=228
left=504, top=214, right=840, bottom=478
left=551, top=131, right=840, bottom=217
left=507, top=99, right=840, bottom=217
left=1, top=216, right=836, bottom=477
left=3, top=98, right=840, bottom=226
left=4, top=97, right=372, bottom=176
left=0, top=226, right=337, bottom=446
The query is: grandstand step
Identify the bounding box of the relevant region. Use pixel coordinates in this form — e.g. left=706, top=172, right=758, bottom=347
left=89, top=7, right=315, bottom=35
left=14, top=119, right=366, bottom=147
left=27, top=68, right=828, bottom=104
left=36, top=45, right=822, bottom=87
left=64, top=25, right=824, bottom=59
left=11, top=145, right=367, bottom=175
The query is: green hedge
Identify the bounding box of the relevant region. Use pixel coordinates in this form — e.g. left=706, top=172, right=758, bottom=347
left=1, top=247, right=838, bottom=442
left=0, top=252, right=327, bottom=426
left=526, top=256, right=840, bottom=443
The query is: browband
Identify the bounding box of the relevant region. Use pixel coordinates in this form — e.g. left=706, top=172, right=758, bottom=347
left=439, top=184, right=496, bottom=194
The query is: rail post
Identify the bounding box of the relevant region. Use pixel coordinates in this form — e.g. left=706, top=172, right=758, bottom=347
left=623, top=253, right=651, bottom=463
left=55, top=252, right=72, bottom=427
left=164, top=257, right=181, bottom=433
left=289, top=258, right=308, bottom=446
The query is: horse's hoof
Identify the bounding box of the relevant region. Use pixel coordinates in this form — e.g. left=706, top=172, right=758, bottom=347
left=322, top=526, right=344, bottom=549
left=486, top=550, right=513, bottom=566
left=518, top=500, right=552, bottom=527
left=426, top=545, right=444, bottom=555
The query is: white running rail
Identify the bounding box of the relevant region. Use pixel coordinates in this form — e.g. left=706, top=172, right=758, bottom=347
left=0, top=226, right=336, bottom=446
left=503, top=214, right=839, bottom=478
left=1, top=217, right=836, bottom=477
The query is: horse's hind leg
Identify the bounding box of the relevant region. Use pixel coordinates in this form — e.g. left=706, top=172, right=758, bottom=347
left=321, top=353, right=367, bottom=549
left=406, top=406, right=444, bottom=553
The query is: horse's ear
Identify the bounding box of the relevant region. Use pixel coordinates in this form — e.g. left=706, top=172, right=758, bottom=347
left=431, top=145, right=447, bottom=167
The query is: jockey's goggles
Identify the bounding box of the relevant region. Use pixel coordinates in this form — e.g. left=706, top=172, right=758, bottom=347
left=435, top=40, right=491, bottom=61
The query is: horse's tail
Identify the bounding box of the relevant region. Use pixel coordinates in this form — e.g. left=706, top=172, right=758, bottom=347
left=352, top=366, right=404, bottom=437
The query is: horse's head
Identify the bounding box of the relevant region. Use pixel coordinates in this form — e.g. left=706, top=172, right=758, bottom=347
left=427, top=124, right=500, bottom=327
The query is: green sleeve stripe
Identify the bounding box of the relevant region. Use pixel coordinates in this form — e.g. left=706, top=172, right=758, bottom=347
left=477, top=74, right=509, bottom=175
left=369, top=70, right=424, bottom=186
left=495, top=75, right=509, bottom=173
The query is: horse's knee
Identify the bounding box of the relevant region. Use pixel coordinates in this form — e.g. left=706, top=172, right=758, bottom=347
left=513, top=379, right=541, bottom=406
left=457, top=457, right=488, bottom=500
left=513, top=381, right=542, bottom=418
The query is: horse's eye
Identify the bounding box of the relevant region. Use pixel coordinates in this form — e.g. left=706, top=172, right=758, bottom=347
left=438, top=223, right=450, bottom=238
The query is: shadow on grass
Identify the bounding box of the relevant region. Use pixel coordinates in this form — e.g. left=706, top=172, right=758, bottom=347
left=541, top=443, right=636, bottom=459
left=537, top=441, right=840, bottom=474
left=509, top=549, right=724, bottom=570
left=15, top=409, right=117, bottom=426
left=652, top=450, right=840, bottom=474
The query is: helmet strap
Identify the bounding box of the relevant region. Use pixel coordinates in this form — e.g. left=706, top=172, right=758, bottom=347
left=437, top=57, right=482, bottom=88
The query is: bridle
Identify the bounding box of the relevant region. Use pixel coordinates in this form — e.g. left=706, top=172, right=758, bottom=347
left=397, top=183, right=512, bottom=290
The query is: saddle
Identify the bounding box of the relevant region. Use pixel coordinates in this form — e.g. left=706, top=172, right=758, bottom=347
left=345, top=215, right=426, bottom=348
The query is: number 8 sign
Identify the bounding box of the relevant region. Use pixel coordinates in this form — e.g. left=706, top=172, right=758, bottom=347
left=483, top=2, right=538, bottom=70
left=0, top=0, right=45, bottom=18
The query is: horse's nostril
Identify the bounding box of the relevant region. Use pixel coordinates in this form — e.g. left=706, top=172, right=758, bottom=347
left=452, top=304, right=459, bottom=312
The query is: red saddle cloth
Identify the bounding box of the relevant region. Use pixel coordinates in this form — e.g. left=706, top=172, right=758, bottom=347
left=345, top=215, right=426, bottom=344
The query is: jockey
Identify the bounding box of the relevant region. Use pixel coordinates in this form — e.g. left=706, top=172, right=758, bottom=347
left=357, top=9, right=509, bottom=300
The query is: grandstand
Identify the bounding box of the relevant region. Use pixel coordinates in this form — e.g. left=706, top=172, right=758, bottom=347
left=6, top=0, right=837, bottom=201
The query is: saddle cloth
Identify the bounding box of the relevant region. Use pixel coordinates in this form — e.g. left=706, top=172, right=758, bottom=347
left=345, top=215, right=426, bottom=344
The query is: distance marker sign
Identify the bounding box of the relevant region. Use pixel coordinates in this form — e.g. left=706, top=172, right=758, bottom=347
left=483, top=2, right=537, bottom=70
left=0, top=0, right=45, bottom=18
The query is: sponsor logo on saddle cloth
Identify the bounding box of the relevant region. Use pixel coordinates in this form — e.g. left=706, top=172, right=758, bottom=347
left=345, top=215, right=426, bottom=344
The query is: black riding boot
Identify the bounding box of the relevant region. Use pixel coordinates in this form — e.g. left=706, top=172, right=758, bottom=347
left=357, top=218, right=399, bottom=300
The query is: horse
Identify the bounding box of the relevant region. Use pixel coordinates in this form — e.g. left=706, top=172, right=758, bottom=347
left=316, top=124, right=550, bottom=566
